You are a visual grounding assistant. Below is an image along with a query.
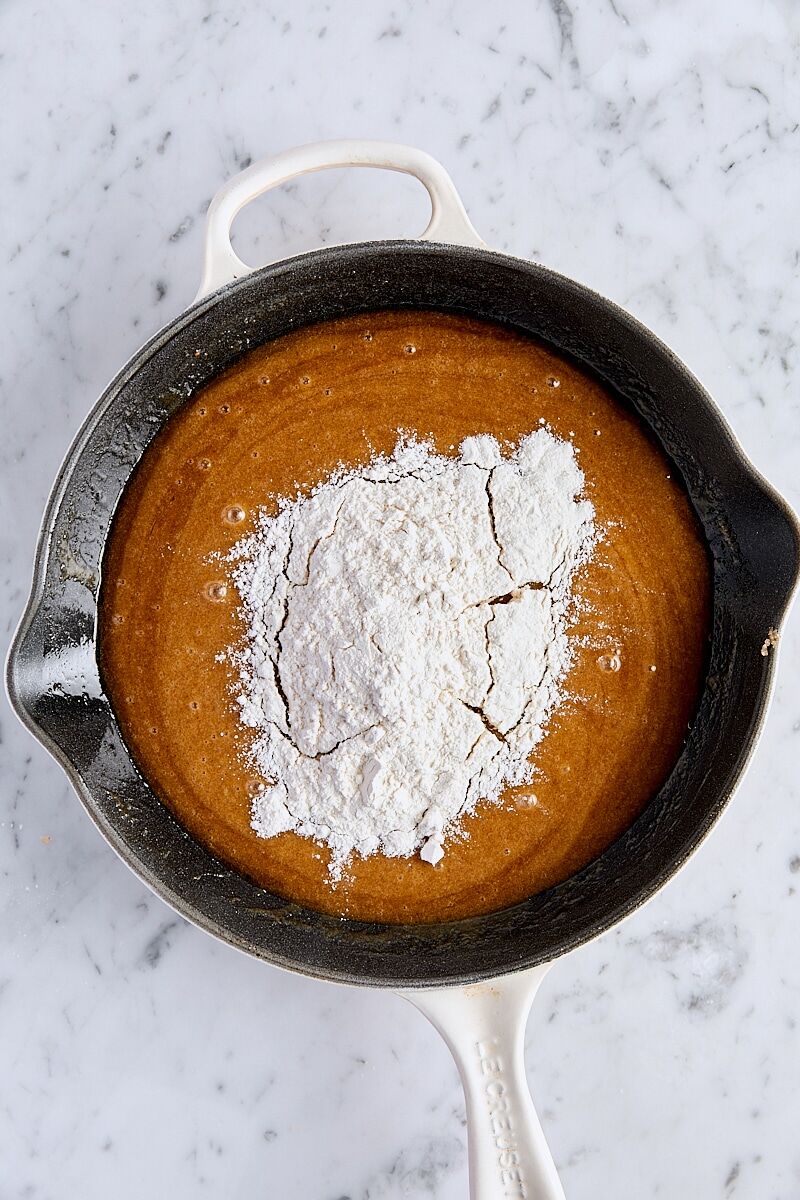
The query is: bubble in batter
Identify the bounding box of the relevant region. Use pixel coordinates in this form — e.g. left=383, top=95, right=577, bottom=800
left=597, top=652, right=622, bottom=672
left=223, top=505, right=246, bottom=525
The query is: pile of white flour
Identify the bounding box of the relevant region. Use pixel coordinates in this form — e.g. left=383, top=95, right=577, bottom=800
left=229, top=430, right=596, bottom=878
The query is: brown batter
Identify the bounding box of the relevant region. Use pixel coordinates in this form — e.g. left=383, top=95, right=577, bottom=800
left=99, top=311, right=711, bottom=923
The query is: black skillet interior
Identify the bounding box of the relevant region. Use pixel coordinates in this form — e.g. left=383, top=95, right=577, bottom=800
left=10, top=242, right=800, bottom=987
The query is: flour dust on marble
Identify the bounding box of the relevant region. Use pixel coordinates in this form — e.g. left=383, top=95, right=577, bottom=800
left=228, top=430, right=596, bottom=878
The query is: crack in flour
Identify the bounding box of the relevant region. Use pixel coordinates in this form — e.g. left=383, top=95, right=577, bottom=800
left=228, top=430, right=596, bottom=878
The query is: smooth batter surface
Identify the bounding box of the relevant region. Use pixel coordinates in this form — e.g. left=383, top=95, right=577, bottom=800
left=99, top=311, right=711, bottom=923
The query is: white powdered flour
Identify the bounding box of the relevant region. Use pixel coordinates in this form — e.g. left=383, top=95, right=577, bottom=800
left=229, top=430, right=596, bottom=877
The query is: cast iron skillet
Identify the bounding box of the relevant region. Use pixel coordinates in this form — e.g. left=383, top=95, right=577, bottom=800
left=7, top=142, right=800, bottom=1199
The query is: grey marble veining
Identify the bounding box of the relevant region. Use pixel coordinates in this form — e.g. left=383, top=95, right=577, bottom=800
left=2, top=2, right=799, bottom=1198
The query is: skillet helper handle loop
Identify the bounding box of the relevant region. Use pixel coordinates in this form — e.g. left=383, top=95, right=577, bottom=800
left=195, top=138, right=487, bottom=300
left=403, top=964, right=565, bottom=1200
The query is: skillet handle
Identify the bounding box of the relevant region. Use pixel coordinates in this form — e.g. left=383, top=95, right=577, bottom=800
left=195, top=138, right=486, bottom=299
left=401, top=964, right=565, bottom=1200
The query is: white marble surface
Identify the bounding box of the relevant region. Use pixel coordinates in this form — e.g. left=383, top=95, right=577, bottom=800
left=2, top=2, right=799, bottom=1197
